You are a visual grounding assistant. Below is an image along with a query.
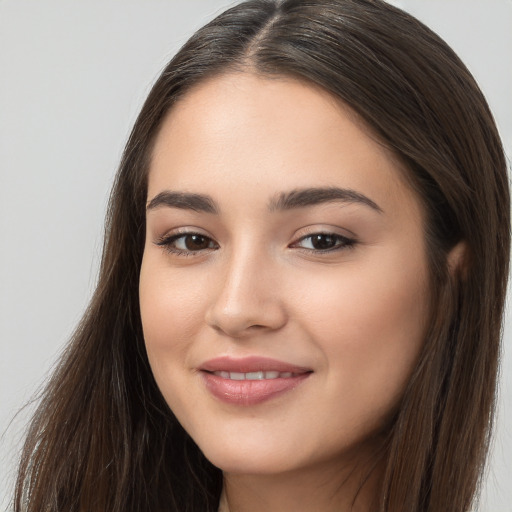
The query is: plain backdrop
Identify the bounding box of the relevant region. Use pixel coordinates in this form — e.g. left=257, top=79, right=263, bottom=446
left=1, top=1, right=511, bottom=510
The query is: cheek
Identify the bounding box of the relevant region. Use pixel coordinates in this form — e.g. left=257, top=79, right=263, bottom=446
left=294, top=248, right=429, bottom=417
left=140, top=252, right=209, bottom=333
left=139, top=257, right=207, bottom=388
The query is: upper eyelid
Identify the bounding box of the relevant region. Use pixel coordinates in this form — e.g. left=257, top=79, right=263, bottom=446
left=289, top=223, right=358, bottom=244
left=295, top=232, right=353, bottom=241
left=154, top=228, right=355, bottom=240
left=291, top=232, right=355, bottom=247
left=155, top=226, right=214, bottom=240
left=156, top=231, right=217, bottom=244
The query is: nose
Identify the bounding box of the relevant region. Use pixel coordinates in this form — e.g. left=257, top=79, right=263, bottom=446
left=205, top=248, right=288, bottom=338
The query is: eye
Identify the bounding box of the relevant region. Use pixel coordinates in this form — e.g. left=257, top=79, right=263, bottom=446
left=156, top=232, right=219, bottom=255
left=292, top=233, right=355, bottom=252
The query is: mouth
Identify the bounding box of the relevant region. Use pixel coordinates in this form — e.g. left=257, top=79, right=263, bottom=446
left=199, top=356, right=313, bottom=406
left=209, top=370, right=300, bottom=380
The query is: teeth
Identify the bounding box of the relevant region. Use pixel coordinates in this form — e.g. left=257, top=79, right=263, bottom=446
left=212, top=370, right=296, bottom=380
left=245, top=371, right=264, bottom=380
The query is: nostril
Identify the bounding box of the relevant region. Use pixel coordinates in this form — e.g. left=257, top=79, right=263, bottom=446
left=210, top=322, right=271, bottom=337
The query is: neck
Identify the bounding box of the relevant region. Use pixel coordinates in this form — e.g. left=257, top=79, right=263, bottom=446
left=218, top=448, right=385, bottom=512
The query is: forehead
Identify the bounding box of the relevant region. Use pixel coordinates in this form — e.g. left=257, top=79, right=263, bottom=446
left=148, top=72, right=421, bottom=223
left=152, top=73, right=390, bottom=166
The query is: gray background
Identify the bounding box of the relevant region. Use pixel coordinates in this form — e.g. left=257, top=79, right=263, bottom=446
left=1, top=1, right=511, bottom=510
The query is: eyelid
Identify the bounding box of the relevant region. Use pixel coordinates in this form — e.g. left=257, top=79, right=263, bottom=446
left=154, top=228, right=219, bottom=256
left=289, top=230, right=357, bottom=253
left=152, top=226, right=357, bottom=256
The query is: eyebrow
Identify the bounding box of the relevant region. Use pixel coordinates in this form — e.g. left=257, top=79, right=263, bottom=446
left=146, top=187, right=382, bottom=214
left=268, top=187, right=383, bottom=213
left=146, top=191, right=219, bottom=214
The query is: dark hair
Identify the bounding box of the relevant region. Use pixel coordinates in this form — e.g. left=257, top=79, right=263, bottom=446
left=14, top=1, right=510, bottom=511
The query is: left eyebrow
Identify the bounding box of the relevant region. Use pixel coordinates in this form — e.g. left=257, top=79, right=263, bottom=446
left=268, top=187, right=383, bottom=213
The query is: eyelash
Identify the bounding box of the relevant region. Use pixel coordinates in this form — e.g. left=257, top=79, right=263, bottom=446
left=155, top=232, right=219, bottom=257
left=155, top=231, right=356, bottom=256
left=291, top=233, right=356, bottom=252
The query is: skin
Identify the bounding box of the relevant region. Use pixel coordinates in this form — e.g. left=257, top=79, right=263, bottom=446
left=139, top=73, right=431, bottom=511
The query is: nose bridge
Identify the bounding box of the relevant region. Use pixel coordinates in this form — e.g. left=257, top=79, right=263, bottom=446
left=205, top=238, right=286, bottom=336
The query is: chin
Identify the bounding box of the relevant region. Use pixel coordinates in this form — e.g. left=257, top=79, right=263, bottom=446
left=198, top=437, right=304, bottom=475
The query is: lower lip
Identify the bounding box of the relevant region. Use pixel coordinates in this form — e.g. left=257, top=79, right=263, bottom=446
left=201, top=372, right=311, bottom=406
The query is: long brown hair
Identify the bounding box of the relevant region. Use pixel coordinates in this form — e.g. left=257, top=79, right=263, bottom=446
left=14, top=1, right=510, bottom=511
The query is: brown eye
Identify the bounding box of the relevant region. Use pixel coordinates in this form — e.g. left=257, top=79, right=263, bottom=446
left=183, top=234, right=212, bottom=250
left=293, top=233, right=355, bottom=252
left=156, top=232, right=218, bottom=255
left=310, top=234, right=338, bottom=250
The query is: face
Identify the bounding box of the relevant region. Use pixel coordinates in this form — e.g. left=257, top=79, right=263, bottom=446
left=139, top=73, right=430, bottom=476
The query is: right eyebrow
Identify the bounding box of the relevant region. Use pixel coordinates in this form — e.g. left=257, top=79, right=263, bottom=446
left=146, top=191, right=219, bottom=214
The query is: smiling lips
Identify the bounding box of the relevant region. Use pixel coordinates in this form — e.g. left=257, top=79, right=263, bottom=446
left=200, top=356, right=312, bottom=406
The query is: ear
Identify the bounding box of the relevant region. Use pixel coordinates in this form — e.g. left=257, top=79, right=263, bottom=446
left=447, top=241, right=469, bottom=279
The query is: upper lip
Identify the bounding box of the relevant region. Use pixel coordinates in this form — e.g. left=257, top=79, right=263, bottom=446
left=199, top=356, right=312, bottom=374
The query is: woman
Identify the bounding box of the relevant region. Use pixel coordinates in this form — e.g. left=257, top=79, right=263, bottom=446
left=13, top=1, right=510, bottom=511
